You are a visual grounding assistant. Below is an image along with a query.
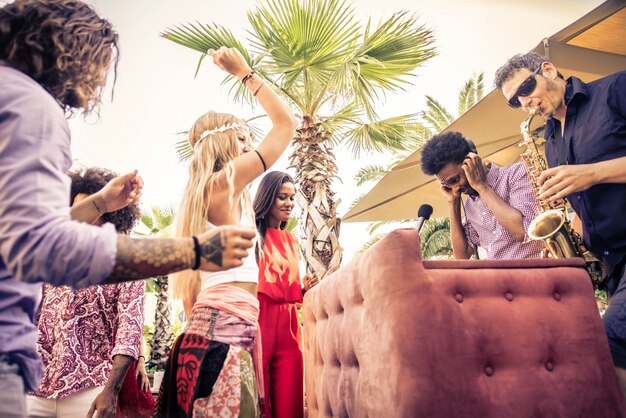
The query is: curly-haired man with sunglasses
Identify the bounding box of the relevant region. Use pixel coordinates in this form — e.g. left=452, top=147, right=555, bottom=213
left=496, top=52, right=626, bottom=401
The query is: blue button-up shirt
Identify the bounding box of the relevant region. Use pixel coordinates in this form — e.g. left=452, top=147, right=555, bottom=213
left=0, top=65, right=117, bottom=391
left=544, top=72, right=626, bottom=276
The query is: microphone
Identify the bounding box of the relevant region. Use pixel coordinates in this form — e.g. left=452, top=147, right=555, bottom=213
left=415, top=204, right=433, bottom=233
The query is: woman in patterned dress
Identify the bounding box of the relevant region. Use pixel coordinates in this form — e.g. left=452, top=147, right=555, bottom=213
left=156, top=47, right=297, bottom=418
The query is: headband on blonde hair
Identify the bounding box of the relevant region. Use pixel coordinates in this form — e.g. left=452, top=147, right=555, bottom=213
left=194, top=122, right=242, bottom=148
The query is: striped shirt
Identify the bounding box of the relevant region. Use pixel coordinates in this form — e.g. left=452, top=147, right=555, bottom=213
left=462, top=162, right=545, bottom=260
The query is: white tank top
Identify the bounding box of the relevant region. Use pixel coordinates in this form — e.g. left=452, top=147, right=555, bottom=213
left=200, top=206, right=259, bottom=290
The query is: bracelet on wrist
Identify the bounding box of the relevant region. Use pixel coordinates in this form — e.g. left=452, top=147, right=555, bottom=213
left=192, top=236, right=201, bottom=270
left=241, top=71, right=255, bottom=85
left=253, top=81, right=264, bottom=97
left=92, top=199, right=102, bottom=215
left=138, top=355, right=146, bottom=361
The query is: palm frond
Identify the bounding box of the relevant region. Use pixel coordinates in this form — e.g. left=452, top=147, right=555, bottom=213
left=475, top=72, right=485, bottom=102
left=139, top=214, right=154, bottom=232
left=247, top=0, right=360, bottom=112
left=151, top=206, right=175, bottom=231
left=356, top=12, right=436, bottom=89
left=420, top=217, right=452, bottom=259
left=354, top=165, right=389, bottom=186
left=318, top=102, right=363, bottom=135
left=344, top=12, right=435, bottom=116
left=337, top=113, right=430, bottom=156
left=355, top=232, right=386, bottom=255
left=162, top=22, right=265, bottom=105
left=457, top=72, right=485, bottom=115
left=421, top=95, right=454, bottom=133
left=348, top=191, right=367, bottom=211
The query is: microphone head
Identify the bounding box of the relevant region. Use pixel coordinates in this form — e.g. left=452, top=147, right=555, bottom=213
left=417, top=204, right=433, bottom=220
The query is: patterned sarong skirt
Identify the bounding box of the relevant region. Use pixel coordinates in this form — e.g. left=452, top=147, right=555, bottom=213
left=155, top=306, right=259, bottom=417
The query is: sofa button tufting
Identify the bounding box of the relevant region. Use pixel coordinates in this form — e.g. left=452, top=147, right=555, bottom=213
left=484, top=366, right=494, bottom=376
left=505, top=292, right=514, bottom=301
left=455, top=293, right=463, bottom=303
left=545, top=361, right=554, bottom=371
left=553, top=292, right=561, bottom=301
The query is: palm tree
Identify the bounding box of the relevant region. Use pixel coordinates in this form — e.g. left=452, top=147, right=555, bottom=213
left=137, top=207, right=175, bottom=370
left=161, top=0, right=436, bottom=278
left=420, top=217, right=452, bottom=259
left=353, top=73, right=484, bottom=256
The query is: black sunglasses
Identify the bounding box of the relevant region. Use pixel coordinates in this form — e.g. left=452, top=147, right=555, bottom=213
left=507, top=65, right=542, bottom=108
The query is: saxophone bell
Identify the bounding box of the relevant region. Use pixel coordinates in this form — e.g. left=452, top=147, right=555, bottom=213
left=527, top=209, right=579, bottom=258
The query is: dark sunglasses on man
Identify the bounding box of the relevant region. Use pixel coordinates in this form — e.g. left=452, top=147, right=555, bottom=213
left=507, top=64, right=543, bottom=108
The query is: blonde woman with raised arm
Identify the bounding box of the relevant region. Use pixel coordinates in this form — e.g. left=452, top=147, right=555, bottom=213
left=156, top=47, right=297, bottom=418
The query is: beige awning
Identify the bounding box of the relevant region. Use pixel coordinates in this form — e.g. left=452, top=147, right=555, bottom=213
left=344, top=0, right=626, bottom=223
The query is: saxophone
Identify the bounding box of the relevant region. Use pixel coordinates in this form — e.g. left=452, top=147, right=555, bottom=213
left=519, top=110, right=602, bottom=285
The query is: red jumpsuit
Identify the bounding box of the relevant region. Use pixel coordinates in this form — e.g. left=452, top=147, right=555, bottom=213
left=257, top=228, right=304, bottom=418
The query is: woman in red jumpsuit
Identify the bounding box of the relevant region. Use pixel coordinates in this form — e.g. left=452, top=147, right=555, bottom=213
left=253, top=171, right=319, bottom=418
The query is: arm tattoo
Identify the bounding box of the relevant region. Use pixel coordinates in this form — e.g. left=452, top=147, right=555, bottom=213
left=200, top=231, right=225, bottom=267
left=103, top=236, right=194, bottom=284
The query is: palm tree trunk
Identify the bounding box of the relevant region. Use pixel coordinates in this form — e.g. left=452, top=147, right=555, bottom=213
left=291, top=115, right=342, bottom=278
left=150, top=275, right=172, bottom=369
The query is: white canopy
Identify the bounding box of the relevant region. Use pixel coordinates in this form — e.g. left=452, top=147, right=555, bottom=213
left=344, top=0, right=626, bottom=222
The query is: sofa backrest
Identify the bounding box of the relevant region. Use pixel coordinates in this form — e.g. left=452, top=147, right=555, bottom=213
left=302, top=229, right=624, bottom=417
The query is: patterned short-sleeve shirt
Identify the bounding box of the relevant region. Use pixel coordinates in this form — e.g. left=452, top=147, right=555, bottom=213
left=34, top=281, right=144, bottom=398
left=462, top=162, right=545, bottom=260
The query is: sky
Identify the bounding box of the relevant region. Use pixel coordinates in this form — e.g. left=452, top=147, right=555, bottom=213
left=71, top=0, right=605, bottom=263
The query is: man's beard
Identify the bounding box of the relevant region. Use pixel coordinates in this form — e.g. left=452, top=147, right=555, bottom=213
left=540, top=78, right=564, bottom=119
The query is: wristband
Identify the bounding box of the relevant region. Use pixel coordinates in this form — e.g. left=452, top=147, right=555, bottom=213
left=241, top=71, right=255, bottom=85
left=192, top=236, right=201, bottom=270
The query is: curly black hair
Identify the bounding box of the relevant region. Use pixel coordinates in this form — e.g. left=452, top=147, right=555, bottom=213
left=0, top=0, right=118, bottom=114
left=420, top=131, right=472, bottom=175
left=69, top=167, right=140, bottom=234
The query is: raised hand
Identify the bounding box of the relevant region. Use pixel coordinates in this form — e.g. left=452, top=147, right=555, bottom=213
left=95, top=169, right=143, bottom=213
left=196, top=225, right=256, bottom=271
left=208, top=46, right=252, bottom=80
left=461, top=152, right=488, bottom=192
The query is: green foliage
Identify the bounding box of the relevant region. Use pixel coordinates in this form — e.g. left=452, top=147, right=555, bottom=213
left=142, top=324, right=154, bottom=357
left=420, top=218, right=452, bottom=259
left=162, top=0, right=437, bottom=157
left=286, top=216, right=299, bottom=233
left=145, top=278, right=160, bottom=294
left=457, top=72, right=484, bottom=115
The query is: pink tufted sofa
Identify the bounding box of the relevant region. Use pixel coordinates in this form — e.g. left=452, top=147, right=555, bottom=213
left=302, top=229, right=625, bottom=417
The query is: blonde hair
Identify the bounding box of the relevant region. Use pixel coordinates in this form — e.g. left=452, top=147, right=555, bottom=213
left=171, top=111, right=254, bottom=309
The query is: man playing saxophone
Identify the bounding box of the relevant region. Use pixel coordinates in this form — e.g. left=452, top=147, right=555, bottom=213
left=495, top=52, right=626, bottom=400
left=421, top=131, right=544, bottom=260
